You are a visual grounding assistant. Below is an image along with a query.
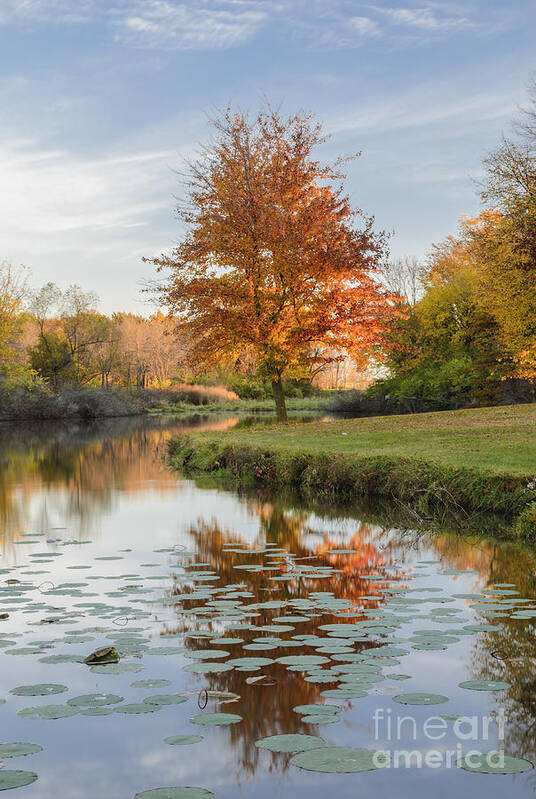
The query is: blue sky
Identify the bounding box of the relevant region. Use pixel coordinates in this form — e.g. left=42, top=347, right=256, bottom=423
left=1, top=0, right=535, bottom=313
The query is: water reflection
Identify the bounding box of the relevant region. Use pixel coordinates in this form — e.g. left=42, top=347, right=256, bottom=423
left=167, top=513, right=408, bottom=777
left=0, top=415, right=536, bottom=797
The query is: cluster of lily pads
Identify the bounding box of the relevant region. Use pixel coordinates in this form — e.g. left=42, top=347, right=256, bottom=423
left=1, top=536, right=535, bottom=794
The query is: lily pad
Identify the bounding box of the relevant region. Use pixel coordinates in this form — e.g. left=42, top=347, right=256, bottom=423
left=134, top=790, right=214, bottom=799
left=0, top=742, right=43, bottom=759
left=0, top=770, right=38, bottom=791
left=291, top=746, right=386, bottom=773
left=164, top=735, right=204, bottom=746
left=143, top=694, right=187, bottom=706
left=459, top=680, right=511, bottom=691
left=18, top=704, right=79, bottom=720
left=80, top=707, right=115, bottom=716
left=11, top=684, right=67, bottom=697
left=183, top=662, right=233, bottom=674
left=276, top=655, right=329, bottom=667
left=457, top=753, right=533, bottom=774
left=67, top=693, right=123, bottom=707
left=255, top=734, right=326, bottom=753
left=132, top=680, right=171, bottom=689
left=116, top=703, right=161, bottom=714
left=90, top=663, right=143, bottom=674
left=293, top=704, right=340, bottom=716
left=189, top=713, right=242, bottom=726
left=393, top=693, right=448, bottom=705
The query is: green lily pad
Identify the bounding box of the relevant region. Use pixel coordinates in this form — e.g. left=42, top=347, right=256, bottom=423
left=276, top=655, right=329, bottom=667
left=457, top=753, right=533, bottom=774
left=79, top=707, right=115, bottom=716
left=291, top=746, right=386, bottom=772
left=18, top=704, right=79, bottom=720
left=0, top=770, right=38, bottom=791
left=293, top=704, right=340, bottom=715
left=148, top=647, right=186, bottom=656
left=132, top=680, right=171, bottom=689
left=11, top=684, right=67, bottom=697
left=393, top=693, right=448, bottom=705
left=183, top=662, right=233, bottom=674
left=143, top=694, right=187, bottom=706
left=255, top=734, right=326, bottom=753
left=164, top=735, right=204, bottom=746
left=459, top=680, right=511, bottom=691
left=189, top=713, right=242, bottom=726
left=116, top=703, right=161, bottom=714
left=134, top=789, right=214, bottom=798
left=302, top=715, right=340, bottom=725
left=90, top=663, right=143, bottom=674
left=67, top=693, right=123, bottom=707
left=0, top=742, right=43, bottom=758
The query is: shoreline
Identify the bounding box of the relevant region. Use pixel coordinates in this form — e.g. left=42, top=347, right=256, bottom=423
left=167, top=435, right=536, bottom=542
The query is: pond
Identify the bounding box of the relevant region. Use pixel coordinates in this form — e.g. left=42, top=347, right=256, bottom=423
left=0, top=414, right=536, bottom=798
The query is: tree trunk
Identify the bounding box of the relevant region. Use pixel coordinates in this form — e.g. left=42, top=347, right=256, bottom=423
left=272, top=377, right=288, bottom=423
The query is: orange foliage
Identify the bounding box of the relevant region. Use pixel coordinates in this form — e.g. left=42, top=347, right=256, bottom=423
left=149, top=107, right=397, bottom=415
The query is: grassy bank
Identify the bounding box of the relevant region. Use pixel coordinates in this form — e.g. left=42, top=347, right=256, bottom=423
left=168, top=403, right=536, bottom=541
left=149, top=395, right=331, bottom=415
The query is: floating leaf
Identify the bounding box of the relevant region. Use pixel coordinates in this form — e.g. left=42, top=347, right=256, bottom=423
left=0, top=743, right=43, bottom=759
left=255, top=734, right=325, bottom=753
left=459, top=680, right=511, bottom=692
left=132, top=680, right=171, bottom=689
left=0, top=770, right=38, bottom=791
left=67, top=694, right=123, bottom=707
left=116, top=703, right=161, bottom=714
left=189, top=713, right=242, bottom=726
left=134, top=789, right=214, bottom=798
left=457, top=753, right=533, bottom=774
left=143, top=694, right=187, bottom=706
left=164, top=736, right=204, bottom=746
left=291, top=746, right=386, bottom=773
left=18, top=704, right=79, bottom=720
left=11, top=684, right=67, bottom=697
left=393, top=693, right=448, bottom=705
left=90, top=664, right=143, bottom=675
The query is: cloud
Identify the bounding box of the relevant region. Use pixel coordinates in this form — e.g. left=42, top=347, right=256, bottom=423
left=0, top=140, right=174, bottom=238
left=0, top=0, right=94, bottom=24
left=349, top=16, right=381, bottom=37
left=378, top=5, right=473, bottom=34
left=112, top=1, right=266, bottom=50
left=326, top=76, right=519, bottom=138
left=0, top=0, right=494, bottom=48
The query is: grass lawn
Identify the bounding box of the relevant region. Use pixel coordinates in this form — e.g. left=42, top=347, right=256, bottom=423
left=149, top=395, right=331, bottom=415
left=188, top=402, right=536, bottom=476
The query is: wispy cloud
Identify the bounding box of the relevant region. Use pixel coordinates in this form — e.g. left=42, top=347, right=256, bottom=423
left=0, top=0, right=507, bottom=49
left=112, top=1, right=266, bottom=50
left=0, top=0, right=94, bottom=24
left=329, top=84, right=519, bottom=137
left=379, top=5, right=473, bottom=32
left=349, top=16, right=381, bottom=38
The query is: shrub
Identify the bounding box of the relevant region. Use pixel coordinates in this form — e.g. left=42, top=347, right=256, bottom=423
left=0, top=382, right=142, bottom=421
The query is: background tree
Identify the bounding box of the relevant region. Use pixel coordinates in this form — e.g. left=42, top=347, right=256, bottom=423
left=382, top=255, right=423, bottom=307
left=0, top=260, right=32, bottom=384
left=149, top=106, right=394, bottom=421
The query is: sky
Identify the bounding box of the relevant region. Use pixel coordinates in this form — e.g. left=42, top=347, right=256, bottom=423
left=1, top=0, right=535, bottom=314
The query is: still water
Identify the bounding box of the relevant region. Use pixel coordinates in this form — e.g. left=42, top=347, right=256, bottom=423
left=1, top=414, right=536, bottom=798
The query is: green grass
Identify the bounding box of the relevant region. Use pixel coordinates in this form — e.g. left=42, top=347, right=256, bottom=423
left=148, top=395, right=331, bottom=415
left=168, top=403, right=536, bottom=540
left=184, top=403, right=536, bottom=476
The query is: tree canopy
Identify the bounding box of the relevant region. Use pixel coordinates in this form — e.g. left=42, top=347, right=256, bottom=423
left=149, top=106, right=395, bottom=420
